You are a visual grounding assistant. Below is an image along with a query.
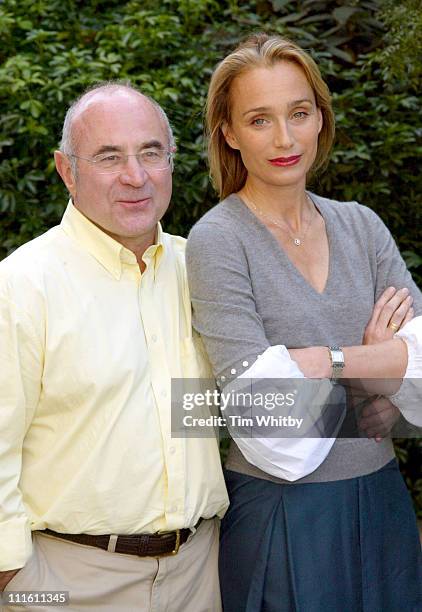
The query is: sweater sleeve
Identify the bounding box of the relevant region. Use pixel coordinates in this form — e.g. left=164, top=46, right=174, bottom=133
left=363, top=205, right=422, bottom=314
left=363, top=205, right=422, bottom=426
left=186, top=220, right=270, bottom=380
left=186, top=219, right=341, bottom=481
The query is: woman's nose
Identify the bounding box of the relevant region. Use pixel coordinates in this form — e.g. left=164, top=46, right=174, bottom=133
left=273, top=119, right=294, bottom=149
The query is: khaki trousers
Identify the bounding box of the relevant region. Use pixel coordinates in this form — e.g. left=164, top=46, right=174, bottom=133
left=2, top=518, right=221, bottom=612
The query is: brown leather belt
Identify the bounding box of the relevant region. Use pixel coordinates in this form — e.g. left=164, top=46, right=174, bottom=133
left=41, top=520, right=203, bottom=557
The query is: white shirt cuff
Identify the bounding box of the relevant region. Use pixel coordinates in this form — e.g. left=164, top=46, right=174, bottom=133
left=224, top=345, right=345, bottom=481
left=388, top=316, right=422, bottom=427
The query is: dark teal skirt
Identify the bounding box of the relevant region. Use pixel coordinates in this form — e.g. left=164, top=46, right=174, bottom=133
left=220, top=459, right=422, bottom=612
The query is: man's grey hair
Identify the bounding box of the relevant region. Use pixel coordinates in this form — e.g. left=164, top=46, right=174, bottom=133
left=59, top=80, right=176, bottom=173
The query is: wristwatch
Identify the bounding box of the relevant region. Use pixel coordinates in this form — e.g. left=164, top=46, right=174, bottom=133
left=328, top=346, right=345, bottom=381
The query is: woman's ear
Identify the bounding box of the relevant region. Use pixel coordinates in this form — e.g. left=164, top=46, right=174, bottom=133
left=317, top=108, right=323, bottom=135
left=222, top=121, right=240, bottom=150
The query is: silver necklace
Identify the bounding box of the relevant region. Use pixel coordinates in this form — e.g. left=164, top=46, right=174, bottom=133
left=246, top=194, right=315, bottom=246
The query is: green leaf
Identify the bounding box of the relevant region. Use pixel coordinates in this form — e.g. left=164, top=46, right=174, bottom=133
left=402, top=251, right=422, bottom=269
left=332, top=7, right=360, bottom=25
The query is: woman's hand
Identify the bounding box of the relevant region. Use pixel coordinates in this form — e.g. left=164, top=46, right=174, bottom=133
left=288, top=346, right=331, bottom=378
left=358, top=396, right=401, bottom=442
left=289, top=286, right=414, bottom=381
left=363, top=286, right=413, bottom=345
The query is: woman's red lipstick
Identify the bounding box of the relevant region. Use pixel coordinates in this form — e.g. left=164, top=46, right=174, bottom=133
left=269, top=155, right=301, bottom=167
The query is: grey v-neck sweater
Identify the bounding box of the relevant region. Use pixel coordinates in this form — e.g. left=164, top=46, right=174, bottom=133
left=186, top=193, right=422, bottom=483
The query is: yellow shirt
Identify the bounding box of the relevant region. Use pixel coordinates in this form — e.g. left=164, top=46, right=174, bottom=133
left=0, top=202, right=228, bottom=571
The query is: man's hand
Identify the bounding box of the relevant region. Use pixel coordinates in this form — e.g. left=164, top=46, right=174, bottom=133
left=0, top=569, right=21, bottom=591
left=363, top=286, right=413, bottom=345
left=358, top=396, right=401, bottom=442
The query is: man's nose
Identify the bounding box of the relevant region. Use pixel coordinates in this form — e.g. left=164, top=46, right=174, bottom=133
left=119, top=156, right=149, bottom=187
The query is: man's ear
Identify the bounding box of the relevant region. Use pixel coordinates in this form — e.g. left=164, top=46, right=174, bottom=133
left=54, top=151, right=77, bottom=197
left=221, top=121, right=240, bottom=151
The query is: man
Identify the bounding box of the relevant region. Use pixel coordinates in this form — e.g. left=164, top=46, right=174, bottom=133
left=0, top=82, right=228, bottom=611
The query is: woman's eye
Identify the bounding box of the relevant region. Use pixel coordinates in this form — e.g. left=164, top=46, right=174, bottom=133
left=292, top=111, right=308, bottom=119
left=252, top=118, right=267, bottom=126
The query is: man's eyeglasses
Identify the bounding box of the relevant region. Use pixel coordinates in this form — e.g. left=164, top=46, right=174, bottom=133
left=70, top=149, right=173, bottom=174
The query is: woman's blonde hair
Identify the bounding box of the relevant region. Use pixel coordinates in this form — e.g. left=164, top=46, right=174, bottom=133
left=206, top=33, right=336, bottom=200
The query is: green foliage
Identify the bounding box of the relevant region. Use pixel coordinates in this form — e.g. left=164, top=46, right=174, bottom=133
left=374, top=0, right=422, bottom=91
left=314, top=65, right=421, bottom=286
left=1, top=0, right=421, bottom=512
left=1, top=0, right=420, bottom=260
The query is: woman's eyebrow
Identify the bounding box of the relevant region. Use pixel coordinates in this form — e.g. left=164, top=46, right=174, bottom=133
left=287, top=98, right=314, bottom=109
left=242, top=106, right=270, bottom=117
left=242, top=99, right=314, bottom=117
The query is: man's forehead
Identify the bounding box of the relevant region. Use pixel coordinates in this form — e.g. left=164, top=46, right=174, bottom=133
left=71, top=89, right=167, bottom=148
left=75, top=89, right=157, bottom=124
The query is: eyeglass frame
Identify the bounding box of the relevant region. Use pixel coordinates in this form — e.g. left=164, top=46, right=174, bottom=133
left=68, top=149, right=175, bottom=174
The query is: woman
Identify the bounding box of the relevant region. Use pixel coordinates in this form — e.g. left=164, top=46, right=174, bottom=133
left=186, top=34, right=422, bottom=611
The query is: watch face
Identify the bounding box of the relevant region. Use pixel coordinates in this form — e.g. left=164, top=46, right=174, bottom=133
left=332, top=350, right=344, bottom=365
left=331, top=348, right=344, bottom=368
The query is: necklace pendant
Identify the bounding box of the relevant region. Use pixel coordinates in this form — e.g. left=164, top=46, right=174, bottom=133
left=294, top=238, right=301, bottom=246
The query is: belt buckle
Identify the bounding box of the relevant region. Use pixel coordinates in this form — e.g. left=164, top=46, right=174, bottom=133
left=157, top=529, right=181, bottom=558
left=169, top=529, right=180, bottom=555
left=171, top=529, right=181, bottom=555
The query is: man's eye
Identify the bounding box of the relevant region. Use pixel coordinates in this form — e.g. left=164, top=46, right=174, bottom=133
left=98, top=155, right=121, bottom=163
left=252, top=118, right=267, bottom=126
left=142, top=150, right=161, bottom=159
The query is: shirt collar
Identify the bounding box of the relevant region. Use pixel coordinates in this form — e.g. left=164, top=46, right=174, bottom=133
left=142, top=223, right=165, bottom=277
left=60, top=200, right=164, bottom=279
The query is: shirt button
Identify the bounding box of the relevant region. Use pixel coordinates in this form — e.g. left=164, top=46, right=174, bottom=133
left=169, top=446, right=176, bottom=455
left=151, top=334, right=158, bottom=342
left=161, top=390, right=167, bottom=398
left=169, top=505, right=177, bottom=513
